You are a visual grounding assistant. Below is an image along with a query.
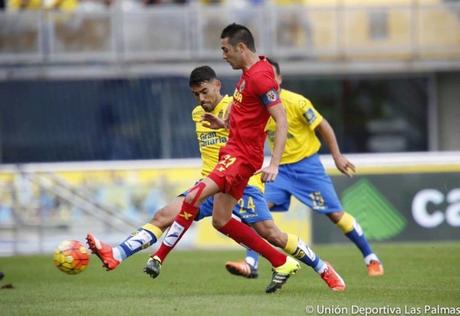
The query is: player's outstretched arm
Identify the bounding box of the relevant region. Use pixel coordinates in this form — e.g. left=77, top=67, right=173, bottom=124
left=201, top=113, right=227, bottom=129
left=316, top=119, right=355, bottom=177
left=261, top=103, right=287, bottom=182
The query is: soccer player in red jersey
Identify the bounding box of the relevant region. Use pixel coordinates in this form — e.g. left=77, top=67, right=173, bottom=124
left=144, top=23, right=300, bottom=293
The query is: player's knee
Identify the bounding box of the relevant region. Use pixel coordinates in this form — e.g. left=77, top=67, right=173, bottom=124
left=184, top=182, right=207, bottom=206
left=264, top=228, right=285, bottom=247
left=151, top=207, right=174, bottom=230
left=183, top=193, right=196, bottom=205
left=328, top=211, right=344, bottom=223
left=212, top=217, right=228, bottom=229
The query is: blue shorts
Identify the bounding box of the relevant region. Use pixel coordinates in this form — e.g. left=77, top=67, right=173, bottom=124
left=189, top=185, right=273, bottom=224
left=265, top=154, right=343, bottom=214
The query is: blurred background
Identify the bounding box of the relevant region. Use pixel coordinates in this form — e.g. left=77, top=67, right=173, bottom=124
left=0, top=0, right=459, bottom=256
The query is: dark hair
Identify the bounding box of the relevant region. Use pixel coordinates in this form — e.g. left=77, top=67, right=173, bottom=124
left=189, top=66, right=217, bottom=87
left=220, top=23, right=256, bottom=52
left=266, top=57, right=280, bottom=76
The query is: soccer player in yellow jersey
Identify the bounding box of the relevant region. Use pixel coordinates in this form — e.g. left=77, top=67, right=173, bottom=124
left=87, top=65, right=345, bottom=292
left=226, top=59, right=384, bottom=278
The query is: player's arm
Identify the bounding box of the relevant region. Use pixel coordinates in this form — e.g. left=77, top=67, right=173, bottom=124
left=202, top=113, right=226, bottom=129
left=261, top=103, right=287, bottom=182
left=201, top=103, right=232, bottom=130
left=315, top=119, right=355, bottom=177
left=223, top=102, right=232, bottom=129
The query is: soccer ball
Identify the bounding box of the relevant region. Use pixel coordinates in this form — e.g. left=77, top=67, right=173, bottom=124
left=53, top=240, right=90, bottom=275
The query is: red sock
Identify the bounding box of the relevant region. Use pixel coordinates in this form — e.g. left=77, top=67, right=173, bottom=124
left=154, top=201, right=198, bottom=262
left=218, top=218, right=286, bottom=267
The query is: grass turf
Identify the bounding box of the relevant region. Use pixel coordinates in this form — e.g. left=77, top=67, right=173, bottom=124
left=1, top=242, right=459, bottom=316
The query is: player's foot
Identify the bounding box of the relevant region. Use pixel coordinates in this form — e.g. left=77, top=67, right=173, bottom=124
left=265, top=257, right=300, bottom=293
left=225, top=260, right=258, bottom=279
left=144, top=256, right=162, bottom=279
left=86, top=233, right=120, bottom=271
left=367, top=260, right=384, bottom=276
left=320, top=262, right=346, bottom=291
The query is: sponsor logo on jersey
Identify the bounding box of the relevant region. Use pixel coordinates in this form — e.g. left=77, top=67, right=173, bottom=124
left=198, top=132, right=227, bottom=148
left=233, top=88, right=243, bottom=103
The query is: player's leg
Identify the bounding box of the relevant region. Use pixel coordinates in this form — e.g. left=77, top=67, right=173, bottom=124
left=329, top=211, right=383, bottom=276
left=225, top=183, right=290, bottom=279
left=212, top=192, right=300, bottom=293
left=231, top=172, right=291, bottom=279
left=223, top=186, right=265, bottom=278
left=292, top=155, right=383, bottom=276
left=226, top=248, right=259, bottom=278
left=224, top=186, right=345, bottom=291
left=86, top=197, right=182, bottom=270
left=145, top=177, right=220, bottom=277
left=142, top=192, right=216, bottom=278
left=253, top=220, right=345, bottom=291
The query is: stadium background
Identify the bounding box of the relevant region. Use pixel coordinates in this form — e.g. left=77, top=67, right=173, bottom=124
left=0, top=0, right=459, bottom=256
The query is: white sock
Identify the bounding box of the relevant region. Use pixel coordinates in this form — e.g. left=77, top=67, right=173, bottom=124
left=317, top=262, right=327, bottom=274
left=245, top=257, right=257, bottom=269
left=364, top=253, right=379, bottom=265
left=112, top=247, right=123, bottom=262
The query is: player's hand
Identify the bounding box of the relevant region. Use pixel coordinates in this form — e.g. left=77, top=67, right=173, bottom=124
left=333, top=154, right=356, bottom=178
left=201, top=113, right=226, bottom=129
left=256, top=164, right=279, bottom=183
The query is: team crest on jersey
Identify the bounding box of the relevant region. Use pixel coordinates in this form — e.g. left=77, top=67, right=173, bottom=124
left=239, top=80, right=246, bottom=92
left=218, top=110, right=223, bottom=119
left=304, top=108, right=317, bottom=125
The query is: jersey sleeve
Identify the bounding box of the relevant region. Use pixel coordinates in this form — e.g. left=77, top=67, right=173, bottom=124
left=298, top=98, right=323, bottom=130
left=252, top=72, right=281, bottom=108
left=191, top=106, right=203, bottom=123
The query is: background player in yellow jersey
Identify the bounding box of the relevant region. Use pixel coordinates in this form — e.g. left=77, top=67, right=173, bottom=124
left=225, top=59, right=384, bottom=278
left=87, top=65, right=346, bottom=292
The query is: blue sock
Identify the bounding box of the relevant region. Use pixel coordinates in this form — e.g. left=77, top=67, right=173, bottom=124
left=244, top=249, right=259, bottom=269
left=346, top=229, right=373, bottom=257
left=298, top=251, right=325, bottom=273
left=337, top=212, right=373, bottom=257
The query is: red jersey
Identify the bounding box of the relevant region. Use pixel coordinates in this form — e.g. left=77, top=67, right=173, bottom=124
left=223, top=56, right=281, bottom=170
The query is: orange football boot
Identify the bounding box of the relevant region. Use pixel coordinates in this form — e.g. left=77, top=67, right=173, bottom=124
left=225, top=260, right=258, bottom=279
left=320, top=262, right=346, bottom=291
left=367, top=260, right=384, bottom=276
left=86, top=233, right=120, bottom=271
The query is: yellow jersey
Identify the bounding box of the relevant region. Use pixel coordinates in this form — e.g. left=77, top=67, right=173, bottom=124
left=192, top=95, right=264, bottom=192
left=265, top=89, right=323, bottom=165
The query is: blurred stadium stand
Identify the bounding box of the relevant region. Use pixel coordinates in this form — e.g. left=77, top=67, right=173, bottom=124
left=0, top=0, right=459, bottom=163
left=1, top=0, right=459, bottom=255
left=1, top=0, right=459, bottom=65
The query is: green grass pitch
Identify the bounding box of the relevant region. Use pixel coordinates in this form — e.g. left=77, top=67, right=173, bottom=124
left=1, top=242, right=459, bottom=316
